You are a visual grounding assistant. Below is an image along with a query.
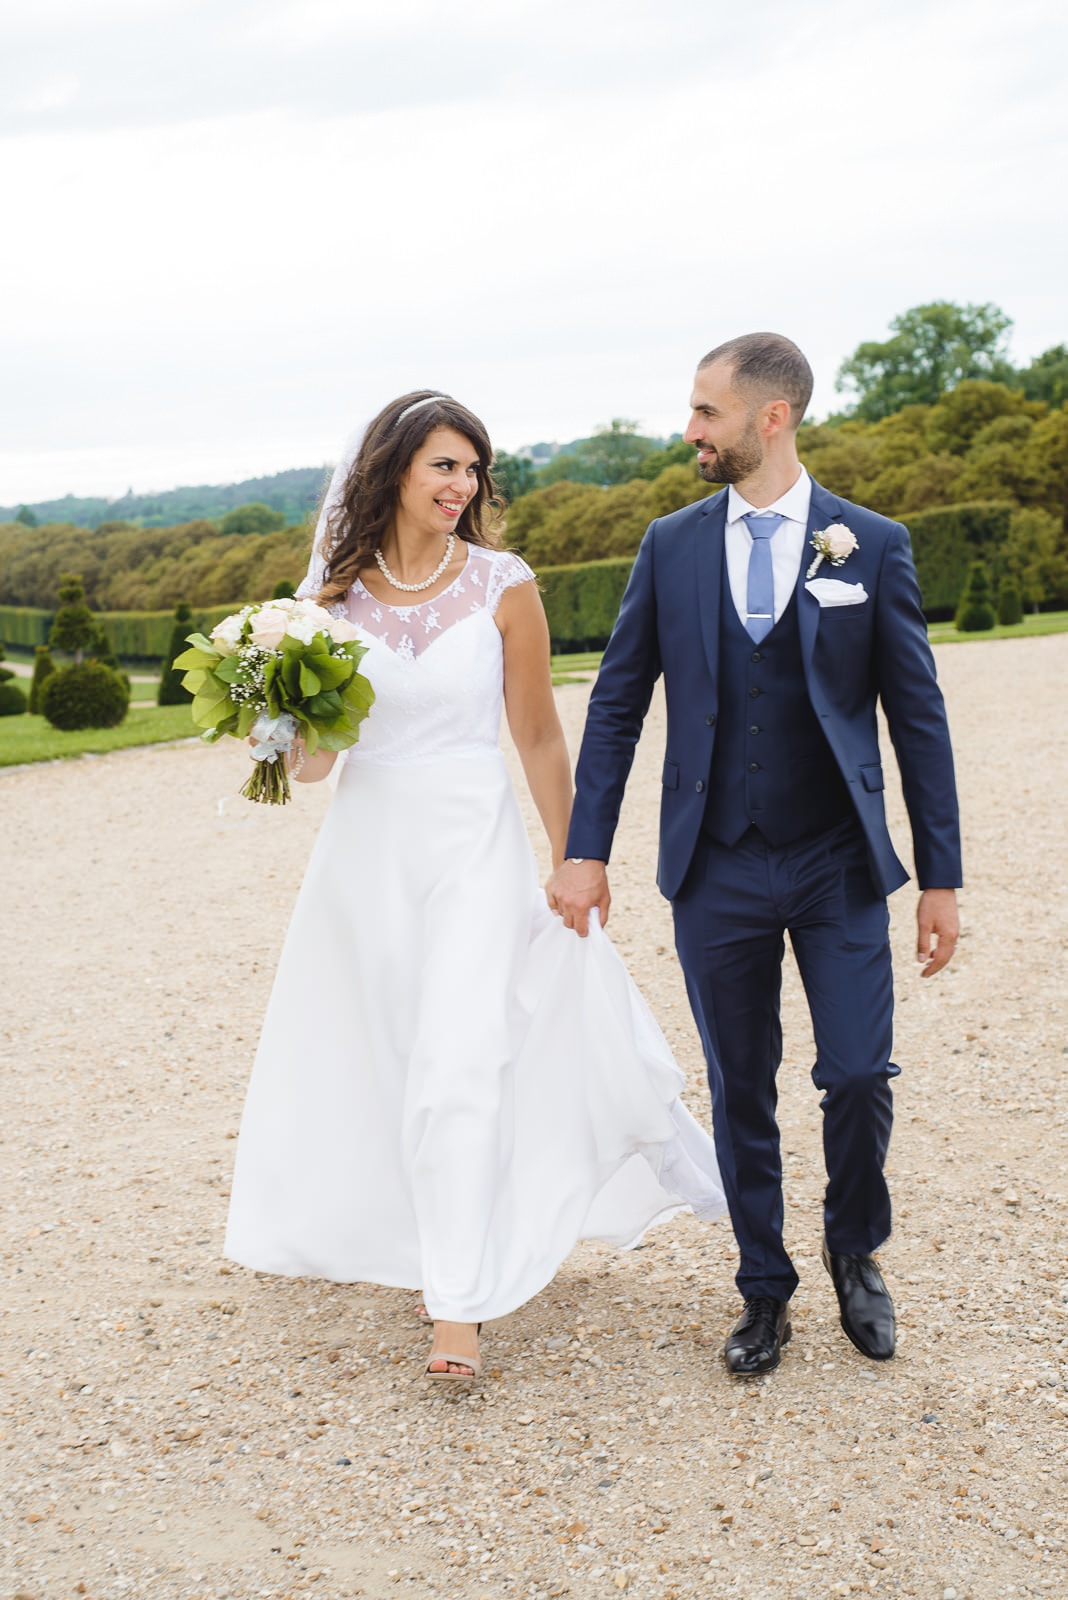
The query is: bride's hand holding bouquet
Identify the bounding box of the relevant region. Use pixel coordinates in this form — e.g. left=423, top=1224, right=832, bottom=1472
left=175, top=597, right=375, bottom=804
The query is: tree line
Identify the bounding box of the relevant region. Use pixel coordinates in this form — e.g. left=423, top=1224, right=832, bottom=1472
left=2, top=302, right=1066, bottom=619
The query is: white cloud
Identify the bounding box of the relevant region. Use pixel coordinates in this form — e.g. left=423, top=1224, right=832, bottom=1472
left=0, top=0, right=1065, bottom=502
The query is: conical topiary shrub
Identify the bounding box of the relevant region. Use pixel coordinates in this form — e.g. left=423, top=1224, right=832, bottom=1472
left=28, top=645, right=57, bottom=713
left=158, top=602, right=195, bottom=705
left=996, top=577, right=1023, bottom=626
left=271, top=578, right=297, bottom=600
left=0, top=642, right=28, bottom=716
left=956, top=561, right=996, bottom=633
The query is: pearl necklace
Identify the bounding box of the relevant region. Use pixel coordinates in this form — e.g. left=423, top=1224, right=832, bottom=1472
left=374, top=533, right=456, bottom=593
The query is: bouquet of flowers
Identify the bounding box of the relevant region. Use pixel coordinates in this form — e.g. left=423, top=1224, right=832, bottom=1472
left=174, top=598, right=375, bottom=804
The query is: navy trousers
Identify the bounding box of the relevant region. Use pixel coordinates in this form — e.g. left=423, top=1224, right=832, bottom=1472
left=672, top=816, right=898, bottom=1301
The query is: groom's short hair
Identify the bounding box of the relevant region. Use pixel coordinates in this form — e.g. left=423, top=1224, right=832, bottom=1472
left=699, top=333, right=813, bottom=426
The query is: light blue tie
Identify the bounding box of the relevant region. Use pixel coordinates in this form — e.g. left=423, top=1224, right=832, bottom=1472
left=742, top=513, right=786, bottom=643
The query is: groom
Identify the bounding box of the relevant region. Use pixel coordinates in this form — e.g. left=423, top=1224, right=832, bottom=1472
left=548, top=333, right=961, bottom=1374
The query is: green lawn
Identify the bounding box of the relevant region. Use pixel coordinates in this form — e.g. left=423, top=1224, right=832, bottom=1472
left=552, top=613, right=1068, bottom=678
left=927, top=610, right=1068, bottom=645
left=0, top=705, right=197, bottom=768
left=551, top=651, right=603, bottom=685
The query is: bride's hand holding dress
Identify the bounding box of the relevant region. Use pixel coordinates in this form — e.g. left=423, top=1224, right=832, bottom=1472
left=223, top=393, right=726, bottom=1387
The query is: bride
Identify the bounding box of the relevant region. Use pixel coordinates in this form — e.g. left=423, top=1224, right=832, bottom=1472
left=224, top=390, right=725, bottom=1382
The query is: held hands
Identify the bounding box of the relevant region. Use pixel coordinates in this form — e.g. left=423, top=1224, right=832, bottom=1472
left=916, top=888, right=960, bottom=978
left=546, top=859, right=611, bottom=937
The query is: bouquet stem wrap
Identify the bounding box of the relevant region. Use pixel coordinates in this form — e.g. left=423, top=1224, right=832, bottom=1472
left=243, top=710, right=300, bottom=804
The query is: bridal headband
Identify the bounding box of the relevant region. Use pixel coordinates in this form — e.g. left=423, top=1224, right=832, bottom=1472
left=396, top=394, right=449, bottom=424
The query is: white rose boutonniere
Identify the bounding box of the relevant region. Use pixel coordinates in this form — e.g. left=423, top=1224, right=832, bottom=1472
left=807, top=524, right=859, bottom=579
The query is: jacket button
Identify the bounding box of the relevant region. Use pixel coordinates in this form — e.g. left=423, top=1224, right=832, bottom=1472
left=695, top=780, right=705, bottom=793
left=749, top=724, right=760, bottom=736
left=706, top=713, right=716, bottom=726
left=748, top=762, right=760, bottom=773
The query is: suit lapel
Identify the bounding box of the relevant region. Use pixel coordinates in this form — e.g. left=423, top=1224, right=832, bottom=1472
left=695, top=493, right=727, bottom=683
left=797, top=478, right=844, bottom=676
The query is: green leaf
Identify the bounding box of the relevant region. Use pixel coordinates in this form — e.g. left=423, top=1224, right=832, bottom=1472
left=299, top=661, right=321, bottom=697
left=192, top=682, right=233, bottom=724
left=215, top=654, right=243, bottom=684
left=173, top=644, right=218, bottom=671
left=306, top=688, right=342, bottom=719
left=309, top=655, right=350, bottom=690
left=182, top=632, right=218, bottom=654
left=341, top=673, right=376, bottom=719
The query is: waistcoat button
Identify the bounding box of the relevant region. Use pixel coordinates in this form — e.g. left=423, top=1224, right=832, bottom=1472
left=751, top=651, right=762, bottom=663
left=749, top=724, right=760, bottom=736
left=748, top=762, right=760, bottom=773
left=749, top=686, right=760, bottom=698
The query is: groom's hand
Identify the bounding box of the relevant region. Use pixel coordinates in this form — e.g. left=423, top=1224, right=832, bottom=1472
left=546, top=859, right=611, bottom=937
left=916, top=888, right=959, bottom=977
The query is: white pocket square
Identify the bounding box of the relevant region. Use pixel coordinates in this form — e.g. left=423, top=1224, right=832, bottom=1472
left=805, top=578, right=869, bottom=607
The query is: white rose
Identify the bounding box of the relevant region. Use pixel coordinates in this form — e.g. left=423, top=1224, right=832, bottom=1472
left=295, top=599, right=334, bottom=625
left=248, top=606, right=289, bottom=650
left=269, top=596, right=297, bottom=613
left=284, top=614, right=321, bottom=647
left=326, top=615, right=359, bottom=644
left=826, top=526, right=858, bottom=561
left=210, top=613, right=245, bottom=654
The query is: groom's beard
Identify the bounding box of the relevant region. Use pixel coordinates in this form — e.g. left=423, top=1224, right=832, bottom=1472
left=696, top=420, right=763, bottom=485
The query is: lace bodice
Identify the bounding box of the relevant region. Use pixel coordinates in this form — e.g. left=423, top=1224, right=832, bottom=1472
left=346, top=546, right=530, bottom=661
left=297, top=539, right=535, bottom=765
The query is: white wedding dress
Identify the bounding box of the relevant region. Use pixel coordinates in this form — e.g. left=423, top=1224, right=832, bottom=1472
left=224, top=538, right=726, bottom=1322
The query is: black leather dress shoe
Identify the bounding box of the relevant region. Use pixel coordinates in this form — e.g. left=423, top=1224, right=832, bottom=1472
left=723, top=1297, right=792, bottom=1376
left=822, top=1240, right=896, bottom=1360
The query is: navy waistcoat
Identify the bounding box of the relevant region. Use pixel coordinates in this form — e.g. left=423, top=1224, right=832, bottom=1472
left=704, top=558, right=851, bottom=848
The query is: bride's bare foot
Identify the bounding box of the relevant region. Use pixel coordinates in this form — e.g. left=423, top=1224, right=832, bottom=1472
left=426, top=1320, right=482, bottom=1380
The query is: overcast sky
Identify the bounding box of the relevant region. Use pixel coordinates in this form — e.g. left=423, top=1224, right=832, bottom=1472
left=1, top=0, right=1065, bottom=504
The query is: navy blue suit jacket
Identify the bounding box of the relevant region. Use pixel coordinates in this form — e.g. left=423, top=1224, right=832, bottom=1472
left=565, top=478, right=962, bottom=902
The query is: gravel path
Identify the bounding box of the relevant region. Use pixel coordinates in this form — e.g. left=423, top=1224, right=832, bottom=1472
left=3, top=634, right=1067, bottom=1600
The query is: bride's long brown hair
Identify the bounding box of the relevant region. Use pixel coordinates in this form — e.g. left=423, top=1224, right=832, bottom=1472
left=315, top=391, right=503, bottom=606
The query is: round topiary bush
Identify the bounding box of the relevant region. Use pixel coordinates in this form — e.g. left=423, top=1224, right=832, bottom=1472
left=271, top=578, right=297, bottom=600
left=0, top=679, right=28, bottom=716
left=997, top=578, right=1023, bottom=625
left=41, top=662, right=130, bottom=730
left=956, top=560, right=996, bottom=633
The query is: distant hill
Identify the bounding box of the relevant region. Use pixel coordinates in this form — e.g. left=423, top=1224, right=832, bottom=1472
left=1, top=465, right=332, bottom=530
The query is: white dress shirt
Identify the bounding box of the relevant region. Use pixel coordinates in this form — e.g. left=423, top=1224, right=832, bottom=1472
left=724, top=468, right=812, bottom=629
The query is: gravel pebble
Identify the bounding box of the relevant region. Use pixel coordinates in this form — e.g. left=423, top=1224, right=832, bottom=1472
left=2, top=633, right=1067, bottom=1599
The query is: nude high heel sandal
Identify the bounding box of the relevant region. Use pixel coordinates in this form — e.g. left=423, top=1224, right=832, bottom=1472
left=424, top=1324, right=483, bottom=1383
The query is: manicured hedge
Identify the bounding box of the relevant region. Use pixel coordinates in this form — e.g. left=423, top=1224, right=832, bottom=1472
left=0, top=603, right=237, bottom=661
left=0, top=606, right=53, bottom=648
left=905, top=501, right=1015, bottom=617
left=538, top=558, right=634, bottom=653
left=2, top=581, right=638, bottom=659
